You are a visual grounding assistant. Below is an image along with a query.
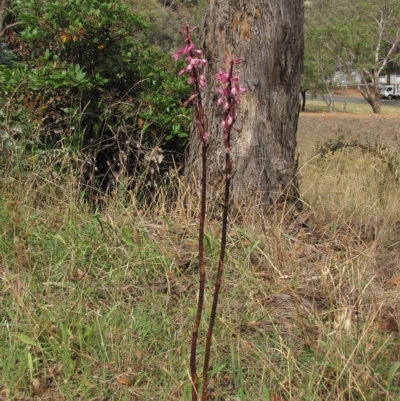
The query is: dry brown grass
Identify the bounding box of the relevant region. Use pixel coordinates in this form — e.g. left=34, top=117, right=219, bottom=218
left=2, top=111, right=400, bottom=400
left=304, top=96, right=400, bottom=115
left=298, top=112, right=400, bottom=161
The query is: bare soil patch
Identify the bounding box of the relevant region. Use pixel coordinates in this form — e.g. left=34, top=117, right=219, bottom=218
left=297, top=113, right=400, bottom=160
left=333, top=87, right=363, bottom=97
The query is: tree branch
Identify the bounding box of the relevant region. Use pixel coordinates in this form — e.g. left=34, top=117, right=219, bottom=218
left=0, top=21, right=22, bottom=37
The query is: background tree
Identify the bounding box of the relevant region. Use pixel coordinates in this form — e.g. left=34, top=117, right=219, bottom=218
left=186, top=0, right=304, bottom=211
left=353, top=0, right=400, bottom=113
left=303, top=0, right=360, bottom=113
left=303, top=17, right=338, bottom=113
left=304, top=0, right=400, bottom=114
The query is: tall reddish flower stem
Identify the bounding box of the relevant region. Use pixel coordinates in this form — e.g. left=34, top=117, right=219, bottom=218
left=173, top=29, right=245, bottom=400
left=201, top=56, right=244, bottom=401
left=172, top=24, right=208, bottom=401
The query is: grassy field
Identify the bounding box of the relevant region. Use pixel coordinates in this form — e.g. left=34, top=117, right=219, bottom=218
left=1, top=103, right=400, bottom=400
left=304, top=99, right=400, bottom=116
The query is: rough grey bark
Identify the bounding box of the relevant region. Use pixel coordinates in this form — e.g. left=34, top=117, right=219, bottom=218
left=185, top=0, right=304, bottom=211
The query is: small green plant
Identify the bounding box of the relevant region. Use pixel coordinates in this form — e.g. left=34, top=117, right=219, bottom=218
left=316, top=135, right=400, bottom=183
left=315, top=134, right=348, bottom=157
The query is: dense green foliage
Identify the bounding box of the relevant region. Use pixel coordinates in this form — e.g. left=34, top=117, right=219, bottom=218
left=0, top=0, right=191, bottom=199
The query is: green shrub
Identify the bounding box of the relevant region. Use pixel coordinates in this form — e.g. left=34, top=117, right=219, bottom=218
left=1, top=0, right=191, bottom=200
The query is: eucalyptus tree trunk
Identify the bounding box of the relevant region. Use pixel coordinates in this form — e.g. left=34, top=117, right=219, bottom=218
left=185, top=0, right=304, bottom=211
left=358, top=70, right=381, bottom=114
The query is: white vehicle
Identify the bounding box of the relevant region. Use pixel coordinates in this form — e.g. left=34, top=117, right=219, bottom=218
left=380, top=84, right=400, bottom=100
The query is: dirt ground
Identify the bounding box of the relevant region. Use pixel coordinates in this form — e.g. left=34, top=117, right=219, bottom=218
left=297, top=112, right=400, bottom=161
left=333, top=87, right=364, bottom=97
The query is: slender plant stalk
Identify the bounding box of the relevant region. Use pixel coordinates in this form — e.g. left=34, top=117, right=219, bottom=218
left=190, top=137, right=207, bottom=400
left=190, top=90, right=208, bottom=400
left=201, top=151, right=231, bottom=401
left=201, top=57, right=244, bottom=400
left=189, top=50, right=210, bottom=400
left=171, top=24, right=209, bottom=400
left=173, top=33, right=244, bottom=400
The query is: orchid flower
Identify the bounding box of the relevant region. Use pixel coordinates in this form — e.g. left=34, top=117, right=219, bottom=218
left=215, top=55, right=246, bottom=154
left=171, top=24, right=208, bottom=144
left=172, top=25, right=208, bottom=92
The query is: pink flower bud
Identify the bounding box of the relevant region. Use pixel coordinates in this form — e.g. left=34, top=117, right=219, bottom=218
left=215, top=69, right=230, bottom=83
left=199, top=75, right=206, bottom=89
